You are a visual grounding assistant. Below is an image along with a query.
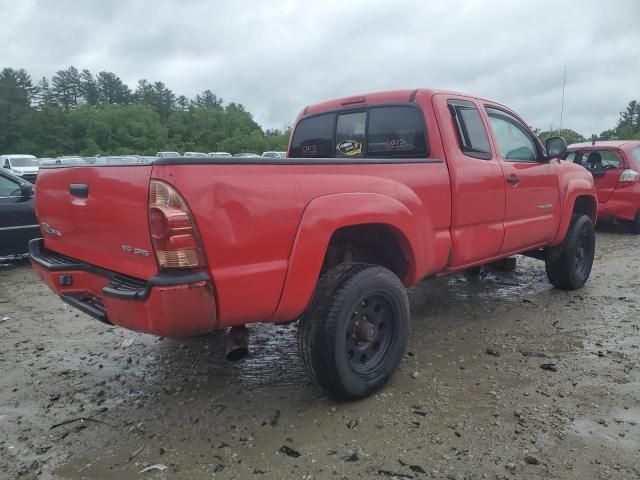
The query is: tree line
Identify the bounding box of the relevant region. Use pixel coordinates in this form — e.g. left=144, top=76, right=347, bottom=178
left=1, top=66, right=638, bottom=157
left=0, top=66, right=290, bottom=157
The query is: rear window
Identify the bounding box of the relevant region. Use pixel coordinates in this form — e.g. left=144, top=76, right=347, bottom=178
left=632, top=146, right=640, bottom=164
left=571, top=150, right=622, bottom=169
left=289, top=105, right=428, bottom=159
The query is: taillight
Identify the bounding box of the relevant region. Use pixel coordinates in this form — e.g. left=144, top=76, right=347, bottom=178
left=148, top=180, right=207, bottom=269
left=619, top=169, right=640, bottom=182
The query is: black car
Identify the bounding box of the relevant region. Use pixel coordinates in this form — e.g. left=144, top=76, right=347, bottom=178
left=0, top=168, right=39, bottom=256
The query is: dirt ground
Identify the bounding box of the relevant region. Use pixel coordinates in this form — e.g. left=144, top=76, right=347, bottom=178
left=1, top=224, right=639, bottom=480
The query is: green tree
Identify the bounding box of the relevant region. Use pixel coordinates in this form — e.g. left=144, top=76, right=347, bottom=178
left=0, top=68, right=35, bottom=151
left=97, top=71, right=131, bottom=105
left=80, top=69, right=100, bottom=107
left=52, top=66, right=82, bottom=111
left=537, top=128, right=585, bottom=146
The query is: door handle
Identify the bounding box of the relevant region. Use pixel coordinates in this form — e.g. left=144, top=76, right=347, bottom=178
left=506, top=175, right=520, bottom=185
left=69, top=183, right=89, bottom=197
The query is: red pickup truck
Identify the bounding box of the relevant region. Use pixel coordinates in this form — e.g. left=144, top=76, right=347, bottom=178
left=30, top=89, right=597, bottom=400
left=566, top=140, right=640, bottom=233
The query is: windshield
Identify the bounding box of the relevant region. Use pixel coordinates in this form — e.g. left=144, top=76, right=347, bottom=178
left=10, top=157, right=38, bottom=167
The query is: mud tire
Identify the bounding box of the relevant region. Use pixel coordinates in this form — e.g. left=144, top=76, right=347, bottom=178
left=298, top=263, right=409, bottom=400
left=545, top=214, right=595, bottom=290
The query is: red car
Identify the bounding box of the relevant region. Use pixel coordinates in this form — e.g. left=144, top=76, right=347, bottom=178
left=567, top=141, right=640, bottom=233
left=29, top=89, right=597, bottom=399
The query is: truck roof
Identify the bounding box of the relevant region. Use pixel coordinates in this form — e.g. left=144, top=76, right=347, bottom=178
left=302, top=88, right=510, bottom=117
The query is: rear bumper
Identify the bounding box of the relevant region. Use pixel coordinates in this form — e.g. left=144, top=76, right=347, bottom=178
left=29, top=239, right=217, bottom=338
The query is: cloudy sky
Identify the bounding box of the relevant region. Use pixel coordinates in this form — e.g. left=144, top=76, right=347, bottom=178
left=1, top=0, right=639, bottom=136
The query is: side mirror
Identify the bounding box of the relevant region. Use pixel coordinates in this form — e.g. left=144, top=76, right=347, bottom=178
left=20, top=183, right=34, bottom=198
left=545, top=136, right=568, bottom=159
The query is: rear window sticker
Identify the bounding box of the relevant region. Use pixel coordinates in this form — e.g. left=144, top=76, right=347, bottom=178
left=386, top=138, right=408, bottom=150
left=302, top=144, right=318, bottom=156
left=337, top=140, right=363, bottom=156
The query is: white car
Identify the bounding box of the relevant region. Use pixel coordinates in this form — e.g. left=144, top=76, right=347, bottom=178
left=156, top=151, right=181, bottom=158
left=1, top=154, right=39, bottom=183
left=184, top=152, right=208, bottom=158
left=262, top=151, right=287, bottom=158
left=208, top=152, right=232, bottom=157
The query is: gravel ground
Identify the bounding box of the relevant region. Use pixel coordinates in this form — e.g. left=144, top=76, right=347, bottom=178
left=1, top=224, right=639, bottom=480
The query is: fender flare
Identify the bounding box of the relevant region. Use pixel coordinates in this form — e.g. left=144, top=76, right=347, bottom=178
left=269, top=192, right=425, bottom=322
left=551, top=178, right=597, bottom=245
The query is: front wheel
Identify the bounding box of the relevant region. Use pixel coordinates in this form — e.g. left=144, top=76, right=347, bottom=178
left=545, top=214, right=595, bottom=290
left=298, top=263, right=409, bottom=400
left=629, top=211, right=640, bottom=234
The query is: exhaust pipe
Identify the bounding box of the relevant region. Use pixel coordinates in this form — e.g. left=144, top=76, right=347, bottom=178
left=225, top=326, right=249, bottom=361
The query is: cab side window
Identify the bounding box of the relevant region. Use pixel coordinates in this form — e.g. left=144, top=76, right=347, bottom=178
left=448, top=100, right=491, bottom=159
left=486, top=107, right=539, bottom=162
left=0, top=175, right=21, bottom=197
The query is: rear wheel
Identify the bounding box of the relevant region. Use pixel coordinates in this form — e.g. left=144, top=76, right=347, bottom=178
left=298, top=263, right=409, bottom=400
left=545, top=214, right=595, bottom=290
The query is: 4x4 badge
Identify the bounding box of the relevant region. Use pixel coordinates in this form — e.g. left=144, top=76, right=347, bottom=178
left=122, top=244, right=150, bottom=257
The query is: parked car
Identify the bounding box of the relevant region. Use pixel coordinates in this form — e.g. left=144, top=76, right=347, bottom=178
left=566, top=140, right=640, bottom=233
left=29, top=88, right=596, bottom=400
left=0, top=168, right=38, bottom=256
left=184, top=152, right=208, bottom=158
left=233, top=152, right=260, bottom=157
left=156, top=151, right=181, bottom=158
left=95, top=156, right=152, bottom=165
left=262, top=151, right=287, bottom=158
left=1, top=154, right=39, bottom=184
left=39, top=156, right=87, bottom=166
left=208, top=152, right=232, bottom=157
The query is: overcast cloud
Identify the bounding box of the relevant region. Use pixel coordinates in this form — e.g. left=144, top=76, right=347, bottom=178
left=1, top=0, right=639, bottom=136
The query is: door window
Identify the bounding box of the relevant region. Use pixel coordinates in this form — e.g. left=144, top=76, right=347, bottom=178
left=486, top=108, right=539, bottom=162
left=448, top=100, right=491, bottom=159
left=0, top=175, right=21, bottom=197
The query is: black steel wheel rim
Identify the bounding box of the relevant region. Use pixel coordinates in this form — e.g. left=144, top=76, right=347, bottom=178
left=344, top=293, right=396, bottom=376
left=575, top=228, right=593, bottom=277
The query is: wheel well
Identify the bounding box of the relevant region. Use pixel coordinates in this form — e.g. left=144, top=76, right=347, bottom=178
left=573, top=195, right=597, bottom=222
left=322, top=224, right=409, bottom=279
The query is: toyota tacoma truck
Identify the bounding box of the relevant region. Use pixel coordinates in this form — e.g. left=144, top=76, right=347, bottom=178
left=29, top=89, right=597, bottom=400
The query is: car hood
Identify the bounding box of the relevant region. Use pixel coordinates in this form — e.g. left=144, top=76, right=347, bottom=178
left=12, top=166, right=39, bottom=174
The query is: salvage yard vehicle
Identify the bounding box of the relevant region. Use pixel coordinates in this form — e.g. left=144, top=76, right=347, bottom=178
left=262, top=151, right=287, bottom=158
left=29, top=89, right=597, bottom=400
left=184, top=152, right=208, bottom=158
left=0, top=169, right=38, bottom=256
left=567, top=140, right=640, bottom=233
left=1, top=154, right=39, bottom=184
left=156, top=151, right=181, bottom=158
left=233, top=152, right=260, bottom=157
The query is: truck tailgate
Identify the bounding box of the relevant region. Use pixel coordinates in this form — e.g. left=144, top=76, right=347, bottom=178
left=35, top=166, right=157, bottom=280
